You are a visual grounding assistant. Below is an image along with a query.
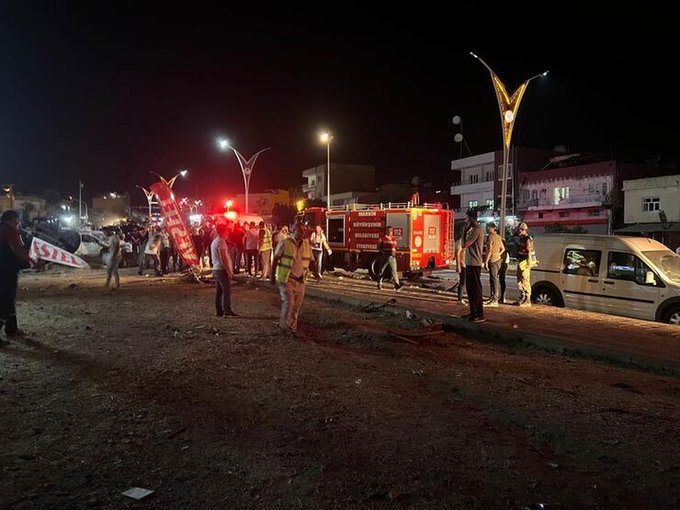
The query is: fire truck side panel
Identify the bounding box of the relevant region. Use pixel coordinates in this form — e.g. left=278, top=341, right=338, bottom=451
left=423, top=214, right=441, bottom=254
left=347, top=210, right=383, bottom=252
left=385, top=213, right=410, bottom=251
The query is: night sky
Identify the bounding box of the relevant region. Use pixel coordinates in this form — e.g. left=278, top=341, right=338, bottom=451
left=1, top=4, right=678, bottom=205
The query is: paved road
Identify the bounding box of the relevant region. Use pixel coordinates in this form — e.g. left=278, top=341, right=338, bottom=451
left=306, top=271, right=680, bottom=373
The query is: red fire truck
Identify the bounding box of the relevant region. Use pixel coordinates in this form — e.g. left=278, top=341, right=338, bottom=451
left=301, top=202, right=454, bottom=278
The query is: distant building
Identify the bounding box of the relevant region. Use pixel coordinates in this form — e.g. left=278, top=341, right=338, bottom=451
left=450, top=147, right=555, bottom=222
left=302, top=164, right=375, bottom=204
left=91, top=193, right=130, bottom=227
left=0, top=193, right=48, bottom=222
left=516, top=154, right=651, bottom=234
left=235, top=189, right=291, bottom=217
left=616, top=175, right=680, bottom=249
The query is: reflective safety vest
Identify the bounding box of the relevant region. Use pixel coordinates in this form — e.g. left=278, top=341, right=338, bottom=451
left=275, top=238, right=312, bottom=284
left=276, top=238, right=296, bottom=284
left=260, top=227, right=272, bottom=252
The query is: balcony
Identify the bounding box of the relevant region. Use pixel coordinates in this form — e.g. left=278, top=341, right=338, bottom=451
left=450, top=180, right=495, bottom=196
left=517, top=193, right=612, bottom=210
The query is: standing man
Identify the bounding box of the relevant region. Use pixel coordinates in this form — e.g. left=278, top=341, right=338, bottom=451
left=483, top=222, right=503, bottom=307
left=454, top=231, right=467, bottom=304
left=274, top=223, right=313, bottom=335
left=462, top=210, right=485, bottom=323
left=258, top=221, right=273, bottom=280
left=377, top=226, right=403, bottom=291
left=515, top=222, right=534, bottom=307
left=211, top=223, right=237, bottom=317
left=159, top=228, right=171, bottom=275
left=498, top=237, right=509, bottom=304
left=139, top=228, right=162, bottom=276
left=105, top=231, right=123, bottom=290
left=0, top=210, right=31, bottom=344
left=310, top=225, right=332, bottom=278
left=243, top=222, right=259, bottom=276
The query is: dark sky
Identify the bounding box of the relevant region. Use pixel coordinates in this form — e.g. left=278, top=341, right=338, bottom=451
left=1, top=4, right=678, bottom=205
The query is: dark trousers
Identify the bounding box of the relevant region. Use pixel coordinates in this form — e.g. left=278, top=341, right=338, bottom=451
left=488, top=260, right=501, bottom=302
left=213, top=270, right=232, bottom=315
left=245, top=249, right=259, bottom=275
left=499, top=261, right=508, bottom=303
left=457, top=268, right=467, bottom=301
left=465, top=265, right=484, bottom=319
left=0, top=271, right=19, bottom=334
left=160, top=248, right=170, bottom=274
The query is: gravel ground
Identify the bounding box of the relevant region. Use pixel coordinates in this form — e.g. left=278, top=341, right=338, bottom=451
left=2, top=268, right=680, bottom=509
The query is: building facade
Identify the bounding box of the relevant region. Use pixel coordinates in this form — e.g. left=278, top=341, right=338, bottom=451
left=302, top=164, right=375, bottom=204
left=616, top=175, right=680, bottom=250
left=235, top=189, right=291, bottom=217
left=516, top=155, right=651, bottom=234
left=449, top=152, right=496, bottom=220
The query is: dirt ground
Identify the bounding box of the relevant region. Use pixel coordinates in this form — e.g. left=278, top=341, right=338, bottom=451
left=2, top=268, right=680, bottom=509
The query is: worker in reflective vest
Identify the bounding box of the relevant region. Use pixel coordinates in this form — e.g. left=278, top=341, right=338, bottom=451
left=274, top=223, right=313, bottom=335
left=258, top=221, right=273, bottom=280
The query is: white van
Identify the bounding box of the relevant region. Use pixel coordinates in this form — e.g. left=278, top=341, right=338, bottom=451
left=530, top=234, right=680, bottom=325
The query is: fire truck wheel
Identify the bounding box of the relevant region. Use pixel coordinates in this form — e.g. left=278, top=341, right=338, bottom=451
left=367, top=255, right=381, bottom=280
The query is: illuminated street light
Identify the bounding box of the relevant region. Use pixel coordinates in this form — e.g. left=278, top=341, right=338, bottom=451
left=136, top=185, right=156, bottom=221
left=150, top=169, right=189, bottom=189
left=216, top=137, right=270, bottom=214
left=296, top=199, right=305, bottom=212
left=319, top=131, right=333, bottom=209
left=470, top=52, right=548, bottom=234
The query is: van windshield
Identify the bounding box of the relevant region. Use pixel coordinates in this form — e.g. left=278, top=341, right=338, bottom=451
left=643, top=250, right=680, bottom=284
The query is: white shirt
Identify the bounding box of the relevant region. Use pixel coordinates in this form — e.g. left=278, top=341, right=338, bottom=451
left=211, top=236, right=233, bottom=273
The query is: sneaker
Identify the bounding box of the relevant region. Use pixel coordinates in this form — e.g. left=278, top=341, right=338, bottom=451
left=224, top=311, right=239, bottom=317
left=457, top=299, right=468, bottom=305
left=377, top=281, right=383, bottom=290
left=518, top=301, right=532, bottom=307
left=394, top=283, right=403, bottom=291
left=471, top=317, right=487, bottom=324
left=486, top=301, right=499, bottom=308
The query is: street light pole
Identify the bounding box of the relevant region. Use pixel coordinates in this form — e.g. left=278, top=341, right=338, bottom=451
left=217, top=138, right=270, bottom=215
left=78, top=180, right=84, bottom=227
left=319, top=132, right=333, bottom=209
left=150, top=169, right=188, bottom=189
left=470, top=52, right=548, bottom=234
left=137, top=185, right=155, bottom=221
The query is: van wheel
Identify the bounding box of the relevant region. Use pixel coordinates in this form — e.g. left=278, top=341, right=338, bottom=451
left=533, top=287, right=559, bottom=306
left=663, top=306, right=680, bottom=325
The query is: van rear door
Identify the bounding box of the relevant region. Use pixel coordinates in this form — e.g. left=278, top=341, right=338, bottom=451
left=600, top=250, right=660, bottom=321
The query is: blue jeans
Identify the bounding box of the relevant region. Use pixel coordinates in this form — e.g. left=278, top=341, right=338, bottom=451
left=213, top=270, right=232, bottom=315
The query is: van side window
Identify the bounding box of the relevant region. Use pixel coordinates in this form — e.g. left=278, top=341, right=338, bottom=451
left=607, top=252, right=655, bottom=285
left=563, top=249, right=601, bottom=277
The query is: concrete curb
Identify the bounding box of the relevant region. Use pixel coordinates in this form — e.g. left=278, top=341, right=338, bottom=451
left=305, top=287, right=680, bottom=375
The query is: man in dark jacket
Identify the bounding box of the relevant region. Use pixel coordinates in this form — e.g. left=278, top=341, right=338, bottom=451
left=0, top=210, right=31, bottom=344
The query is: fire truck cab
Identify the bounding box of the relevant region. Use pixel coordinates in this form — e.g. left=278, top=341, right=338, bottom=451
left=301, top=202, right=454, bottom=278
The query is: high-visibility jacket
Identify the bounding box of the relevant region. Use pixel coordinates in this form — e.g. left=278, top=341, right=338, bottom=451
left=259, top=227, right=272, bottom=252
left=276, top=238, right=312, bottom=284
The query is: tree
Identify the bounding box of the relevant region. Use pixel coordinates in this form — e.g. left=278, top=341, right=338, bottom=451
left=544, top=223, right=588, bottom=234
left=271, top=203, right=297, bottom=227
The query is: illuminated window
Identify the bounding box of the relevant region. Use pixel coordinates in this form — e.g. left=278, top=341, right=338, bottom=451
left=468, top=200, right=478, bottom=208
left=485, top=199, right=494, bottom=208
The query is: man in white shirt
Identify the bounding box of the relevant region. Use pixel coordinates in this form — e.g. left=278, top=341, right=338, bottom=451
left=211, top=223, right=237, bottom=317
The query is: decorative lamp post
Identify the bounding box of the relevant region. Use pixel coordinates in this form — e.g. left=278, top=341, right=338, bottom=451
left=470, top=52, right=547, bottom=234
left=217, top=138, right=270, bottom=215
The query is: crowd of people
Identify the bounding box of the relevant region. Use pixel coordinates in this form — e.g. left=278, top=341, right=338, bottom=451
left=0, top=203, right=540, bottom=344
left=455, top=209, right=535, bottom=324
